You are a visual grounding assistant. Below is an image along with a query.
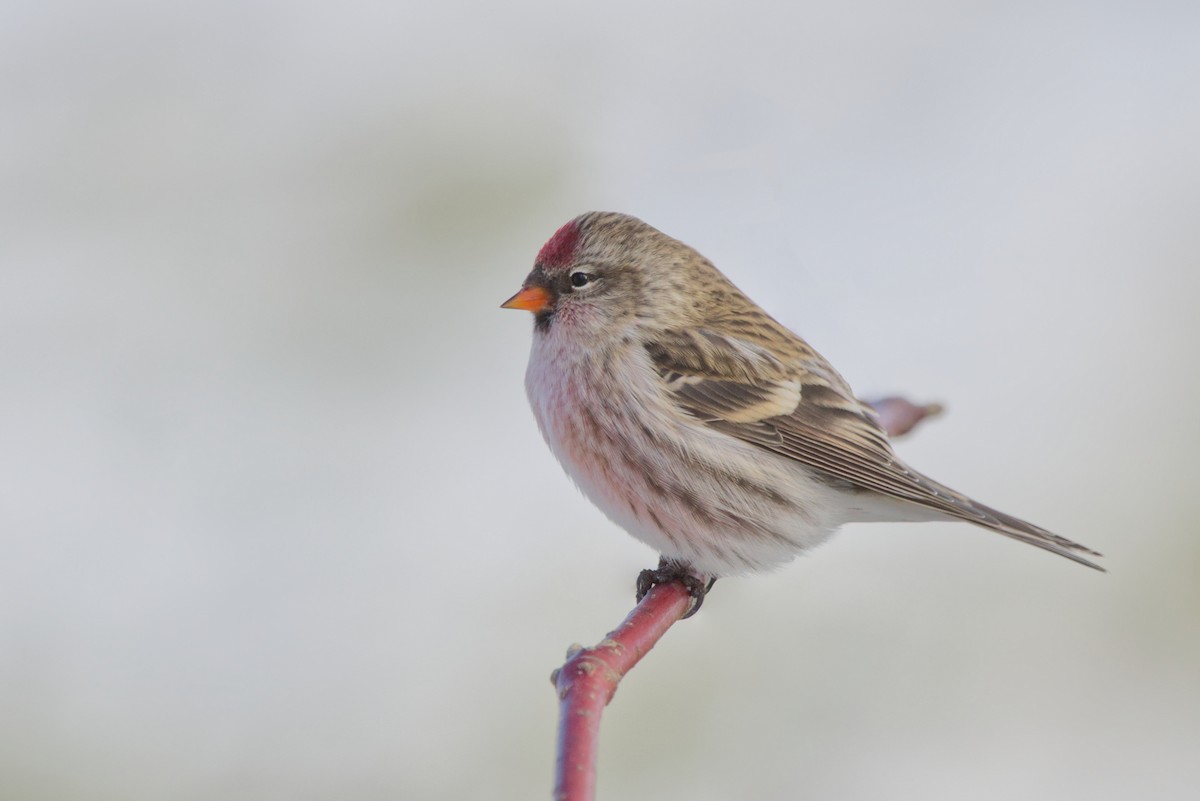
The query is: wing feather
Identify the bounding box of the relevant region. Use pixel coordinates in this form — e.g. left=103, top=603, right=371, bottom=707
left=645, top=328, right=1102, bottom=569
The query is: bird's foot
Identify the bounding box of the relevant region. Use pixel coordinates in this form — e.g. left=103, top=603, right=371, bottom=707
left=636, top=557, right=717, bottom=619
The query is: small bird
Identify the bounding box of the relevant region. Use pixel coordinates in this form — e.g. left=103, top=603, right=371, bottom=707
left=502, top=212, right=1101, bottom=612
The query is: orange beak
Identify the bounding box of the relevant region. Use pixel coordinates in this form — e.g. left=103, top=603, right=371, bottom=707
left=500, top=285, right=552, bottom=314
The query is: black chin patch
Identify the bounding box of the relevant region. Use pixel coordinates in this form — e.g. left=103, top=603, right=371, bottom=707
left=534, top=311, right=554, bottom=332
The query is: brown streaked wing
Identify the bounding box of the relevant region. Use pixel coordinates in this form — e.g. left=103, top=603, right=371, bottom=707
left=647, top=329, right=919, bottom=500
left=645, top=328, right=1103, bottom=567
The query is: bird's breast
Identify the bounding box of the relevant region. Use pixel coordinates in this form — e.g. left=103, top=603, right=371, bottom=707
left=522, top=331, right=843, bottom=575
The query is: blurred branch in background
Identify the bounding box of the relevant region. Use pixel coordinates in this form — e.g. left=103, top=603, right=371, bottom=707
left=867, top=396, right=944, bottom=438
left=550, top=396, right=942, bottom=801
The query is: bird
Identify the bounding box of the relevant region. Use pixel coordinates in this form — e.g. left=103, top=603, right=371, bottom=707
left=502, top=212, right=1102, bottom=613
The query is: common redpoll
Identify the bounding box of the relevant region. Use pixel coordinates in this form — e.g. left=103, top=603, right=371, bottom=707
left=502, top=212, right=1101, bottom=609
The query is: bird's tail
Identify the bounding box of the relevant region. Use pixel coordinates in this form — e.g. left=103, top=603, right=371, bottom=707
left=907, top=469, right=1105, bottom=571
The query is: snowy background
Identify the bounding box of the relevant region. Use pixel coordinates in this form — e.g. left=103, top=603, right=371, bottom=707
left=3, top=2, right=1198, bottom=799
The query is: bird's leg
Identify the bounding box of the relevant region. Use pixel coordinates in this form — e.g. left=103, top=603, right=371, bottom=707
left=636, top=557, right=717, bottom=619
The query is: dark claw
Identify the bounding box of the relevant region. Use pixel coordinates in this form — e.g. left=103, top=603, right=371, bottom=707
left=636, top=557, right=717, bottom=619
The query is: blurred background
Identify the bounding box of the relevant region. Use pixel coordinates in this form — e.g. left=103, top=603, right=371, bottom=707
left=2, top=1, right=1198, bottom=799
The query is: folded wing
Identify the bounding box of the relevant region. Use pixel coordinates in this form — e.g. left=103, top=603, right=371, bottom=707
left=645, top=327, right=1103, bottom=570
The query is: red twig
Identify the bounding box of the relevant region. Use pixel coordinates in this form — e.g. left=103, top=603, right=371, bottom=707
left=550, top=395, right=941, bottom=801
left=551, top=583, right=692, bottom=801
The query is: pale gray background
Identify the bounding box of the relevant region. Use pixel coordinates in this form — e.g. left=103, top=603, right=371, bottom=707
left=3, top=1, right=1198, bottom=800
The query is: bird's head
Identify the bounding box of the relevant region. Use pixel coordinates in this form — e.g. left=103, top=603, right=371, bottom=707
left=502, top=212, right=720, bottom=338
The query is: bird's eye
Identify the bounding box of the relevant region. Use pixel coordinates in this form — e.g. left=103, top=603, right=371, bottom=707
left=569, top=271, right=593, bottom=288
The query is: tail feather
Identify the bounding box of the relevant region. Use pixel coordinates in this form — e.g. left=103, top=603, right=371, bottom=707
left=908, top=470, right=1105, bottom=571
